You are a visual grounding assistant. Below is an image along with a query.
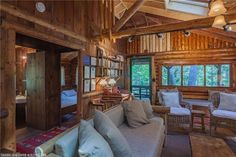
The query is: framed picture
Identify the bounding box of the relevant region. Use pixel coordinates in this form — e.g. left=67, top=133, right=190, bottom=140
left=91, top=79, right=96, bottom=91
left=84, top=66, right=90, bottom=79
left=84, top=80, right=90, bottom=92
left=91, top=67, right=96, bottom=78
left=83, top=55, right=90, bottom=65
left=91, top=57, right=97, bottom=66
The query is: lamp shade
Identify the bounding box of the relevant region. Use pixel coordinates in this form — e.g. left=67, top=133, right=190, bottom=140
left=212, top=15, right=226, bottom=28
left=99, top=79, right=108, bottom=87
left=208, top=0, right=226, bottom=16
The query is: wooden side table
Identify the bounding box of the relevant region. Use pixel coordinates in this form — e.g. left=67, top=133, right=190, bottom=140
left=90, top=98, right=107, bottom=112
left=192, top=109, right=206, bottom=131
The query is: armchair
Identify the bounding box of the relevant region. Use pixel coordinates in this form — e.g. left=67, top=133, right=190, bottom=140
left=157, top=91, right=192, bottom=131
left=209, top=92, right=236, bottom=134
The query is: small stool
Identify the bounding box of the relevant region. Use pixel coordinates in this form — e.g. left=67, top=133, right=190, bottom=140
left=192, top=110, right=206, bottom=131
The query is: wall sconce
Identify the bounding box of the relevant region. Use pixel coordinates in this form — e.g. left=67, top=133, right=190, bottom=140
left=208, top=0, right=226, bottom=16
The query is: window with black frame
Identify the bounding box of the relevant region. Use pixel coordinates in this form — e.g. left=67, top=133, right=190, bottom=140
left=162, top=64, right=230, bottom=87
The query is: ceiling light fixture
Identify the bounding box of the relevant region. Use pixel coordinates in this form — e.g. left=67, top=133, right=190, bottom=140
left=208, top=0, right=226, bottom=16
left=183, top=30, right=191, bottom=37
left=36, top=2, right=46, bottom=13
left=212, top=15, right=227, bottom=28
left=156, top=33, right=163, bottom=39
left=223, top=24, right=232, bottom=32
left=128, top=36, right=135, bottom=43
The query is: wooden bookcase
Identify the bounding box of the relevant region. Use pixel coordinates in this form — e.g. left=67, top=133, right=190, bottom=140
left=96, top=47, right=124, bottom=79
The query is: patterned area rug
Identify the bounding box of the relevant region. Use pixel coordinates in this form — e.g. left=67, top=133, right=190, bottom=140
left=16, top=126, right=70, bottom=154
left=191, top=134, right=235, bottom=157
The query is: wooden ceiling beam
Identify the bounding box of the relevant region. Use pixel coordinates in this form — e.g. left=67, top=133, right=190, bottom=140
left=112, top=13, right=236, bottom=38
left=112, top=0, right=147, bottom=32
left=124, top=2, right=205, bottom=21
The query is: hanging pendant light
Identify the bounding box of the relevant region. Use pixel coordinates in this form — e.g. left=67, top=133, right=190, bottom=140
left=212, top=15, right=227, bottom=28
left=208, top=0, right=227, bottom=16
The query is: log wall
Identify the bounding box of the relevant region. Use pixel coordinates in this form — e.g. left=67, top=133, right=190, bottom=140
left=126, top=31, right=236, bottom=104
left=127, top=31, right=236, bottom=54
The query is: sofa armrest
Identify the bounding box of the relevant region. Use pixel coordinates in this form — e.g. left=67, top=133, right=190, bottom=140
left=47, top=153, right=62, bottom=157
left=35, top=124, right=79, bottom=157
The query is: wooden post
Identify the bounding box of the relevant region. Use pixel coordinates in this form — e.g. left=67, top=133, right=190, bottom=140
left=0, top=28, right=16, bottom=151
left=77, top=50, right=83, bottom=120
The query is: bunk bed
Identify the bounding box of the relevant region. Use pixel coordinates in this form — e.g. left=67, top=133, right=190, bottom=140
left=61, top=89, right=77, bottom=116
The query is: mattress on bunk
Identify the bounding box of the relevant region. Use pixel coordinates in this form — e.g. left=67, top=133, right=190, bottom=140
left=61, top=94, right=77, bottom=108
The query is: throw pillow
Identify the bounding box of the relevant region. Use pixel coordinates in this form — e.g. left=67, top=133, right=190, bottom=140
left=94, top=110, right=132, bottom=157
left=161, top=92, right=181, bottom=108
left=218, top=93, right=236, bottom=112
left=122, top=100, right=150, bottom=127
left=78, top=120, right=114, bottom=157
left=140, top=100, right=154, bottom=119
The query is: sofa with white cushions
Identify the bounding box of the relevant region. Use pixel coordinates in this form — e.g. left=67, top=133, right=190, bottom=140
left=35, top=104, right=165, bottom=157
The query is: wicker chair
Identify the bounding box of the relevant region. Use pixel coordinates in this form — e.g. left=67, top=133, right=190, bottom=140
left=157, top=91, right=192, bottom=131
left=209, top=93, right=236, bottom=134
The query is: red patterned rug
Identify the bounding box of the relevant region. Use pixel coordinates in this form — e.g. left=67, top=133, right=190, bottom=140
left=16, top=126, right=68, bottom=154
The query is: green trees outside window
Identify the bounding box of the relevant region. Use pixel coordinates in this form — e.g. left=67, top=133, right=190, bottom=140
left=162, top=64, right=230, bottom=87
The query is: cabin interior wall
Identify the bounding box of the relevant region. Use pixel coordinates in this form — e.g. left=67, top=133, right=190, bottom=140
left=0, top=1, right=127, bottom=150
left=126, top=31, right=236, bottom=104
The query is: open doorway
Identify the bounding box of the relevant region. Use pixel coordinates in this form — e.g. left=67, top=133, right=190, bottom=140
left=130, top=57, right=152, bottom=101
left=60, top=51, right=79, bottom=125
left=14, top=33, right=78, bottom=154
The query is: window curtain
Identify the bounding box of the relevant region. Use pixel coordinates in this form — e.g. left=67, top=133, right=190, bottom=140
left=61, top=66, right=65, bottom=86
left=76, top=66, right=78, bottom=85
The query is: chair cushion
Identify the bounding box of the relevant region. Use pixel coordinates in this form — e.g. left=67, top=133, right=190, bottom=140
left=122, top=100, right=150, bottom=128
left=161, top=92, right=181, bottom=108
left=94, top=110, right=132, bottom=157
left=118, top=116, right=165, bottom=157
left=78, top=120, right=114, bottom=157
left=140, top=99, right=154, bottom=119
left=55, top=127, right=79, bottom=157
left=218, top=93, right=236, bottom=112
left=212, top=110, right=236, bottom=120
left=170, top=107, right=191, bottom=116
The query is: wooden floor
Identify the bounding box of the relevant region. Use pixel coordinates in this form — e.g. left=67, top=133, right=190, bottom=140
left=16, top=113, right=78, bottom=143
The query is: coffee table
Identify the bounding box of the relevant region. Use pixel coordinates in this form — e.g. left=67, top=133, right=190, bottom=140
left=190, top=134, right=235, bottom=157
